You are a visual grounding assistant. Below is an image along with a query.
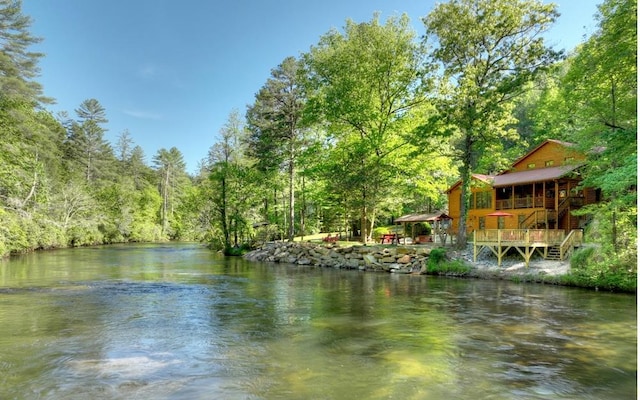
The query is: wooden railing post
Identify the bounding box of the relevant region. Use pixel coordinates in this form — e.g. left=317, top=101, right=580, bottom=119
left=544, top=229, right=549, bottom=244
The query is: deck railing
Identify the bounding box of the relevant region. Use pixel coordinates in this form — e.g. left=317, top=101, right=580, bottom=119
left=474, top=229, right=566, bottom=245
left=559, top=229, right=583, bottom=259
left=520, top=210, right=558, bottom=229
left=496, top=196, right=544, bottom=210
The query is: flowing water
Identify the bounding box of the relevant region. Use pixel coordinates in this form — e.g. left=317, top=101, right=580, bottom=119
left=0, top=243, right=635, bottom=399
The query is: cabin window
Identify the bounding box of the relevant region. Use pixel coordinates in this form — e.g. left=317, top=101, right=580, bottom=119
left=498, top=216, right=505, bottom=229
left=545, top=160, right=554, bottom=167
left=479, top=217, right=485, bottom=230
left=565, top=156, right=575, bottom=163
left=527, top=163, right=536, bottom=169
left=474, top=191, right=492, bottom=209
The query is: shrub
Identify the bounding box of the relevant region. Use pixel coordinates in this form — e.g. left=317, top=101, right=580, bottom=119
left=424, top=247, right=470, bottom=275
left=416, top=222, right=432, bottom=236
left=428, top=247, right=448, bottom=265
left=569, top=246, right=636, bottom=292
left=224, top=243, right=252, bottom=256
left=372, top=226, right=390, bottom=241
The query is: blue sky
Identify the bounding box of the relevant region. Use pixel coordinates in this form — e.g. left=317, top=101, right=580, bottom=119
left=22, top=0, right=601, bottom=174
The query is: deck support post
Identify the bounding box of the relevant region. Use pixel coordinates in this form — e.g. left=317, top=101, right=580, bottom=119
left=514, top=246, right=533, bottom=268
left=473, top=231, right=477, bottom=262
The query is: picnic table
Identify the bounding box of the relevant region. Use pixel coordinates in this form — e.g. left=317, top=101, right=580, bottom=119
left=380, top=233, right=399, bottom=244
left=322, top=234, right=339, bottom=243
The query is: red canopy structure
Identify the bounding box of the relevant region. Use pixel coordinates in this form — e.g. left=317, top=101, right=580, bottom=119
left=394, top=211, right=453, bottom=245
left=395, top=211, right=453, bottom=223
left=486, top=211, right=514, bottom=217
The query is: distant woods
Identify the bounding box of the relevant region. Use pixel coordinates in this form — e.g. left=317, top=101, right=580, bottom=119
left=0, top=0, right=635, bottom=280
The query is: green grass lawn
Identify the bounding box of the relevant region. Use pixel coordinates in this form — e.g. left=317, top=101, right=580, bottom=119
left=292, top=232, right=362, bottom=246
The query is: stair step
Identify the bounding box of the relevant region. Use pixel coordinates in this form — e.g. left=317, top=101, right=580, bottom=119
left=546, top=246, right=562, bottom=260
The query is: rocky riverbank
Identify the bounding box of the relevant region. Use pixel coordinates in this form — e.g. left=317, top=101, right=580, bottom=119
left=244, top=241, right=431, bottom=273
left=244, top=241, right=571, bottom=278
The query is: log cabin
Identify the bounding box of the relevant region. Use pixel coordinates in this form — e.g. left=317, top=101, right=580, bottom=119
left=446, top=139, right=600, bottom=265
left=446, top=139, right=599, bottom=233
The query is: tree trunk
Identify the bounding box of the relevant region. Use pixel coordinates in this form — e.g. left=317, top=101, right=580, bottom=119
left=300, top=175, right=306, bottom=241
left=161, top=169, right=170, bottom=234
left=21, top=152, right=38, bottom=209
left=456, top=135, right=474, bottom=248
left=361, top=188, right=367, bottom=243
left=367, top=210, right=376, bottom=243
left=288, top=158, right=295, bottom=242
left=220, top=175, right=230, bottom=248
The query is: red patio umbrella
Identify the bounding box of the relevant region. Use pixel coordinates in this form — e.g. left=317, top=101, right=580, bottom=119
left=486, top=211, right=514, bottom=217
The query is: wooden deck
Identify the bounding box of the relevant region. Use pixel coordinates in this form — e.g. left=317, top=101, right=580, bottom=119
left=473, top=229, right=583, bottom=267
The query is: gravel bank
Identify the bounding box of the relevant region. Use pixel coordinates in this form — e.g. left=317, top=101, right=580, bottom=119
left=449, top=244, right=570, bottom=277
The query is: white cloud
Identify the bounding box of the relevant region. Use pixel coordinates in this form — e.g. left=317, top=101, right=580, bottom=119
left=137, top=64, right=158, bottom=79
left=123, top=109, right=163, bottom=120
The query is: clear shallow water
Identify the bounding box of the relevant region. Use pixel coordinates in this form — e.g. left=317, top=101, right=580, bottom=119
left=0, top=243, right=635, bottom=399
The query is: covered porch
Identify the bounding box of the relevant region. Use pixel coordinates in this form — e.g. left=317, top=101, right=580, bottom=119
left=395, top=211, right=453, bottom=245
left=493, top=165, right=583, bottom=212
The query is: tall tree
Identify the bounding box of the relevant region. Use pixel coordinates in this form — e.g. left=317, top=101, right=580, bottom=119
left=0, top=101, right=64, bottom=213
left=306, top=13, right=430, bottom=242
left=0, top=0, right=58, bottom=216
left=208, top=110, right=251, bottom=249
left=559, top=0, right=636, bottom=258
left=0, top=0, right=46, bottom=103
left=246, top=56, right=308, bottom=241
left=129, top=145, right=153, bottom=189
left=115, top=129, right=133, bottom=172
left=152, top=147, right=186, bottom=236
left=423, top=0, right=561, bottom=246
left=65, top=99, right=114, bottom=183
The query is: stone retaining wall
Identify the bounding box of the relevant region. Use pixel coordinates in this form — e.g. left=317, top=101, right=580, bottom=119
left=243, top=242, right=433, bottom=274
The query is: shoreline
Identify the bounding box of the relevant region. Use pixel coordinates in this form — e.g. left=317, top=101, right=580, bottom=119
left=448, top=244, right=570, bottom=278
left=244, top=241, right=570, bottom=280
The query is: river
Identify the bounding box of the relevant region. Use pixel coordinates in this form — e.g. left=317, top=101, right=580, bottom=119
left=0, top=242, right=635, bottom=399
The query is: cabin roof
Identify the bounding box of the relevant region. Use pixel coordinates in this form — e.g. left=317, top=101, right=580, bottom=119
left=395, top=211, right=452, bottom=223
left=445, top=173, right=494, bottom=193
left=493, top=164, right=581, bottom=187
left=510, top=139, right=576, bottom=169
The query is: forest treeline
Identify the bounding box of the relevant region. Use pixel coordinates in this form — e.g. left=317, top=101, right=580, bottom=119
left=0, top=0, right=636, bottom=279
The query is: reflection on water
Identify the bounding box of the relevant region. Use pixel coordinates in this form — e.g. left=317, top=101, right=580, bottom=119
left=0, top=243, right=636, bottom=399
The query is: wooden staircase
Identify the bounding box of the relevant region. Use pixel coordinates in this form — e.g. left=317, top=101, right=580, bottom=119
left=520, top=209, right=557, bottom=229
left=543, top=229, right=583, bottom=261
left=520, top=197, right=579, bottom=230
left=546, top=245, right=562, bottom=260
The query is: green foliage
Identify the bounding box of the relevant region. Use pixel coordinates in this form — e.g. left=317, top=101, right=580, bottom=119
left=427, top=247, right=471, bottom=275
left=428, top=247, right=448, bottom=265
left=0, top=211, right=36, bottom=253
left=67, top=224, right=104, bottom=247
left=0, top=0, right=635, bottom=302
left=223, top=243, right=253, bottom=256
left=306, top=13, right=435, bottom=241
left=206, top=110, right=260, bottom=248
left=130, top=184, right=164, bottom=242
left=415, top=222, right=431, bottom=236
left=153, top=147, right=188, bottom=237
left=568, top=246, right=637, bottom=292
left=64, top=99, right=116, bottom=184
left=245, top=57, right=310, bottom=242
left=423, top=0, right=562, bottom=246
left=0, top=0, right=46, bottom=103
left=372, top=226, right=390, bottom=241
